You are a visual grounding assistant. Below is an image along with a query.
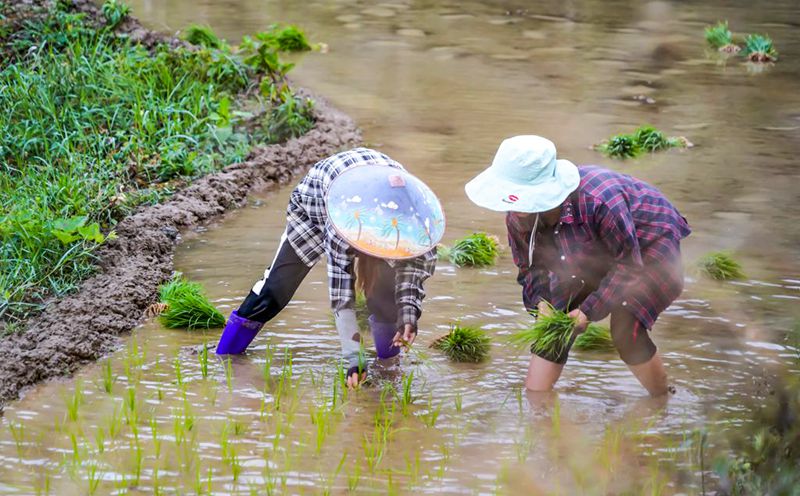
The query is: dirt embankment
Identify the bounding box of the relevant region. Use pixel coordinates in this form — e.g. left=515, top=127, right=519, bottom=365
left=0, top=1, right=362, bottom=408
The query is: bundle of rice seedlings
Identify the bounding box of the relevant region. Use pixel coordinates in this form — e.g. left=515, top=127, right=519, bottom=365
left=596, top=126, right=690, bottom=159
left=438, top=232, right=499, bottom=267
left=743, top=34, right=778, bottom=63
left=597, top=134, right=641, bottom=159
left=573, top=324, right=615, bottom=352
left=634, top=125, right=676, bottom=152
left=182, top=24, right=224, bottom=49
left=704, top=21, right=740, bottom=53
left=509, top=302, right=575, bottom=357
left=431, top=324, right=491, bottom=363
left=263, top=24, right=313, bottom=52
left=157, top=275, right=226, bottom=329
left=697, top=251, right=745, bottom=281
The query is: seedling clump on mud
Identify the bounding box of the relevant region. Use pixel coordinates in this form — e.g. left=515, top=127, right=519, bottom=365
left=509, top=301, right=575, bottom=358
left=697, top=251, right=745, bottom=281
left=705, top=21, right=740, bottom=53
left=743, top=34, right=778, bottom=63
left=156, top=274, right=226, bottom=329
left=431, top=324, right=491, bottom=363
left=573, top=324, right=615, bottom=352
left=596, top=125, right=689, bottom=159
left=438, top=232, right=500, bottom=267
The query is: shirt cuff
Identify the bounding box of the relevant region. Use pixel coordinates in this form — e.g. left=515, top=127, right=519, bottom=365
left=579, top=293, right=608, bottom=322
left=397, top=305, right=419, bottom=329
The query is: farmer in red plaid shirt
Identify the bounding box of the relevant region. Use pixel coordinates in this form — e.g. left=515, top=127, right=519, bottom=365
left=466, top=136, right=690, bottom=396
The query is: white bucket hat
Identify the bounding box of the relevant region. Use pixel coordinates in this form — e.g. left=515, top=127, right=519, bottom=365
left=465, top=135, right=580, bottom=213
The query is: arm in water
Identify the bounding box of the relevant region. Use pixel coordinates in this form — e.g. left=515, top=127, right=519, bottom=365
left=392, top=248, right=437, bottom=347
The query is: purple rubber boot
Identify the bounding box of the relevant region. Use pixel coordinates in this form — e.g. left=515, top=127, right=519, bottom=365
left=369, top=315, right=401, bottom=359
left=215, top=310, right=264, bottom=355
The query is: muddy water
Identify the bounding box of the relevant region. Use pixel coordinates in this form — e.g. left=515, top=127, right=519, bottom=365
left=2, top=0, right=800, bottom=493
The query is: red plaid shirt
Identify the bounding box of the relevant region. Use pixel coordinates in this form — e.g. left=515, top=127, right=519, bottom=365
left=506, top=166, right=691, bottom=329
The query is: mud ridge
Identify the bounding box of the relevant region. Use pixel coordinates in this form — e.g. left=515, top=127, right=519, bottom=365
left=0, top=3, right=361, bottom=407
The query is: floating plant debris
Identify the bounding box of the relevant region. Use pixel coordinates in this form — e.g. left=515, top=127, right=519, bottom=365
left=595, top=125, right=690, bottom=159
left=431, top=324, right=491, bottom=363
left=704, top=21, right=740, bottom=53
left=182, top=24, right=224, bottom=49
left=509, top=301, right=575, bottom=357
left=155, top=275, right=226, bottom=329
left=697, top=251, right=745, bottom=281
left=573, top=324, right=615, bottom=352
left=743, top=34, right=778, bottom=63
left=438, top=232, right=500, bottom=267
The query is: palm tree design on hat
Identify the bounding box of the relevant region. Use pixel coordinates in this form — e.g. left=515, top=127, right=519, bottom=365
left=344, top=209, right=363, bottom=240
left=381, top=217, right=401, bottom=249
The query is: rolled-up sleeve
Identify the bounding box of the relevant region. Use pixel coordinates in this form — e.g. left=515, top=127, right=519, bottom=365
left=394, top=248, right=437, bottom=328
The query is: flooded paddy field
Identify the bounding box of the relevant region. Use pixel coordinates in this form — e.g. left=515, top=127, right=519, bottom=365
left=1, top=0, right=799, bottom=493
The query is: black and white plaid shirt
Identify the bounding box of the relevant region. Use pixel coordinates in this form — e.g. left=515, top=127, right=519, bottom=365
left=286, top=148, right=437, bottom=328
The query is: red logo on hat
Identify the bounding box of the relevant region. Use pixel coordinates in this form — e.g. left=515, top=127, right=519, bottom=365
left=502, top=194, right=519, bottom=204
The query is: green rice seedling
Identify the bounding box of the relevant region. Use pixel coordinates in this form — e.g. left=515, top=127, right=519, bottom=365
left=697, top=251, right=745, bottom=280
left=634, top=126, right=671, bottom=153
left=431, top=323, right=491, bottom=362
left=87, top=462, right=102, bottom=495
left=101, top=0, right=130, bottom=29
left=398, top=372, right=415, bottom=416
left=95, top=426, right=106, bottom=455
left=363, top=430, right=386, bottom=473
left=439, top=232, right=499, bottom=267
left=183, top=24, right=224, bottom=49
left=174, top=355, right=184, bottom=388
left=743, top=34, right=778, bottom=63
left=101, top=359, right=115, bottom=394
left=347, top=462, right=361, bottom=492
left=150, top=417, right=162, bottom=459
left=320, top=452, right=348, bottom=496
left=420, top=395, right=442, bottom=428
left=158, top=275, right=226, bottom=329
left=199, top=342, right=210, bottom=379
left=704, top=21, right=740, bottom=53
left=65, top=381, right=83, bottom=423
left=552, top=396, right=562, bottom=437
left=263, top=340, right=275, bottom=383
left=597, top=134, right=641, bottom=159
left=9, top=421, right=25, bottom=454
left=108, top=405, right=123, bottom=438
left=509, top=301, right=575, bottom=358
left=454, top=392, right=463, bottom=414
left=573, top=323, right=615, bottom=351
left=225, top=357, right=234, bottom=391
left=311, top=404, right=332, bottom=453
left=515, top=423, right=535, bottom=462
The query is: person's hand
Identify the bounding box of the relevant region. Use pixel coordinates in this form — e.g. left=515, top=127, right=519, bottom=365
left=537, top=301, right=553, bottom=318
left=568, top=308, right=590, bottom=335
left=392, top=324, right=417, bottom=348
left=346, top=366, right=366, bottom=390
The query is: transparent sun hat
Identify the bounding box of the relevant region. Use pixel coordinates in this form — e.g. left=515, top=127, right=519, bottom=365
left=325, top=165, right=446, bottom=259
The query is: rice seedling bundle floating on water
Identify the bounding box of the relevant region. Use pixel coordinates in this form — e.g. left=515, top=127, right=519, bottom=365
left=743, top=34, right=778, bottom=63
left=431, top=324, right=491, bottom=363
left=509, top=302, right=575, bottom=357
left=182, top=24, right=224, bottom=49
left=696, top=251, right=745, bottom=281
left=573, top=324, right=615, bottom=352
left=595, top=125, right=690, bottom=159
left=156, top=275, right=226, bottom=329
left=704, top=21, right=740, bottom=53
left=438, top=232, right=500, bottom=267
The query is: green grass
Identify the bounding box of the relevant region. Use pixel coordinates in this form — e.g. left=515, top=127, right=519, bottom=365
left=157, top=275, right=225, bottom=329
left=509, top=301, right=575, bottom=357
left=431, top=324, right=491, bottom=363
left=438, top=232, right=499, bottom=268
left=0, top=2, right=315, bottom=325
left=696, top=251, right=745, bottom=281
left=182, top=24, right=223, bottom=49
left=573, top=324, right=615, bottom=352
left=743, top=34, right=777, bottom=62
left=596, top=125, right=687, bottom=159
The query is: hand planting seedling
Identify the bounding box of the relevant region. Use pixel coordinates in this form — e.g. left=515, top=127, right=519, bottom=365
left=696, top=251, right=745, bottom=281
left=743, top=34, right=778, bottom=63
left=595, top=125, right=690, bottom=159
left=705, top=21, right=740, bottom=53
left=150, top=274, right=226, bottom=329
left=573, top=323, right=615, bottom=352
left=431, top=323, right=491, bottom=363
left=509, top=301, right=576, bottom=358
left=438, top=232, right=500, bottom=267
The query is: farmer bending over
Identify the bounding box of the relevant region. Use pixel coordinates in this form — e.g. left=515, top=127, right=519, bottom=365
left=465, top=136, right=690, bottom=396
left=216, top=148, right=444, bottom=389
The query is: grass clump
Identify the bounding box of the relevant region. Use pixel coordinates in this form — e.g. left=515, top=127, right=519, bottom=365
left=431, top=324, right=491, bottom=363
left=0, top=2, right=316, bottom=325
left=595, top=125, right=689, bottom=159
left=743, top=34, right=777, bottom=63
left=157, top=275, right=225, bottom=329
left=573, top=324, right=615, bottom=352
left=705, top=21, right=740, bottom=53
left=697, top=251, right=745, bottom=281
left=182, top=24, right=223, bottom=49
left=438, top=232, right=499, bottom=268
left=509, top=301, right=575, bottom=357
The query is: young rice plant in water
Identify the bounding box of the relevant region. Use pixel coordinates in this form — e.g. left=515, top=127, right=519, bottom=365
left=157, top=275, right=225, bottom=329
left=509, top=301, right=575, bottom=358
left=431, top=324, right=491, bottom=363
left=0, top=2, right=315, bottom=324
left=697, top=251, right=745, bottom=281
left=438, top=232, right=499, bottom=267
left=704, top=21, right=740, bottom=53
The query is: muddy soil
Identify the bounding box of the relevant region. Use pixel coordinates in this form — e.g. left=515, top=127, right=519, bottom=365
left=0, top=1, right=361, bottom=408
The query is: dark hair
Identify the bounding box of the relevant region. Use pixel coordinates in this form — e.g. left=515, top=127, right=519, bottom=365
left=355, top=253, right=382, bottom=296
